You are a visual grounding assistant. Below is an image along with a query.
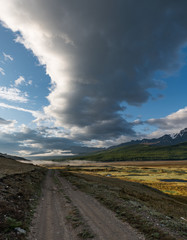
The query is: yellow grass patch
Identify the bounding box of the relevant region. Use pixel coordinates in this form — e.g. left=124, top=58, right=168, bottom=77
left=59, top=165, right=187, bottom=197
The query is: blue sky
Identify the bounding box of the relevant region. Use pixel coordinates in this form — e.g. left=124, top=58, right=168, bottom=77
left=1, top=0, right=187, bottom=159
left=0, top=25, right=50, bottom=125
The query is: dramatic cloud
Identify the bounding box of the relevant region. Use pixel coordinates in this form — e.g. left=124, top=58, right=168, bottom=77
left=130, top=106, right=187, bottom=138
left=15, top=76, right=25, bottom=86
left=0, top=67, right=5, bottom=75
left=1, top=1, right=187, bottom=141
left=3, top=52, right=13, bottom=61
left=0, top=87, right=28, bottom=102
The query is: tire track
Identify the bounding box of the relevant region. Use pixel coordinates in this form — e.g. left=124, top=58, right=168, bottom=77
left=27, top=170, right=79, bottom=240
left=28, top=169, right=144, bottom=240
left=57, top=170, right=145, bottom=240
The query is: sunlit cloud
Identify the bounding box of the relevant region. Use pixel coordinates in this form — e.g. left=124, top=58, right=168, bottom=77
left=0, top=117, right=17, bottom=134
left=0, top=0, right=185, bottom=142
left=15, top=76, right=25, bottom=86
left=146, top=106, right=187, bottom=138
left=1, top=0, right=187, bottom=154
left=14, top=76, right=32, bottom=86
left=0, top=87, right=28, bottom=102
left=0, top=102, right=44, bottom=121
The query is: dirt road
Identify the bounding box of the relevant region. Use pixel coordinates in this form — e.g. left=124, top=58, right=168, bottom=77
left=28, top=170, right=144, bottom=240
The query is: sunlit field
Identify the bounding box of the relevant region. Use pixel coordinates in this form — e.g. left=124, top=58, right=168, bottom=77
left=76, top=166, right=187, bottom=197
left=51, top=161, right=187, bottom=198
left=48, top=161, right=187, bottom=239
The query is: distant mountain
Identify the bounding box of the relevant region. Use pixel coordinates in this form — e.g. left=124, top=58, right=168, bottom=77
left=74, top=141, right=187, bottom=162
left=72, top=128, right=187, bottom=161
left=112, top=128, right=187, bottom=148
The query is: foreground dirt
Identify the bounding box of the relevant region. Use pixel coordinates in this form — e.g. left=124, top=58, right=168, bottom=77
left=28, top=170, right=79, bottom=240
left=28, top=169, right=144, bottom=240
left=0, top=168, right=45, bottom=239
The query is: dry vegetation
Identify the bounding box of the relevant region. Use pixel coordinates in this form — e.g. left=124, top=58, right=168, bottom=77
left=1, top=157, right=186, bottom=239
left=0, top=157, right=46, bottom=239
left=58, top=161, right=187, bottom=240
left=0, top=157, right=37, bottom=178
left=65, top=165, right=187, bottom=199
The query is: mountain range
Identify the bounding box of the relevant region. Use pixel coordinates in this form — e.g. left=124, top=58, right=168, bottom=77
left=112, top=128, right=187, bottom=148
left=73, top=128, right=187, bottom=161
left=1, top=128, right=187, bottom=161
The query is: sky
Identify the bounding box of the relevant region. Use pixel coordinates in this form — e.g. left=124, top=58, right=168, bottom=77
left=1, top=0, right=187, bottom=159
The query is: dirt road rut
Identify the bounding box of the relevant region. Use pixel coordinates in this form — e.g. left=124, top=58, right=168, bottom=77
left=28, top=170, right=144, bottom=240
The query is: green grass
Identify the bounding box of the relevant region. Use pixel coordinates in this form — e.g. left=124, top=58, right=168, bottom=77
left=72, top=142, right=187, bottom=161
left=5, top=217, right=22, bottom=231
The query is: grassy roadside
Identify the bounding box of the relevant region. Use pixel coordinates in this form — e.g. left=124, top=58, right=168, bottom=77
left=63, top=165, right=187, bottom=201
left=61, top=169, right=187, bottom=240
left=0, top=168, right=46, bottom=240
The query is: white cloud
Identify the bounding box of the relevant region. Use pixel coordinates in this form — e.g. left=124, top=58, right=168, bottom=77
left=15, top=76, right=32, bottom=86
left=0, top=117, right=13, bottom=125
left=0, top=118, right=17, bottom=134
left=15, top=76, right=25, bottom=86
left=3, top=52, right=14, bottom=61
left=28, top=80, right=32, bottom=85
left=0, top=67, right=5, bottom=75
left=83, top=136, right=131, bottom=148
left=146, top=106, right=187, bottom=138
left=0, top=87, right=28, bottom=102
left=147, top=107, right=187, bottom=129
left=0, top=102, right=44, bottom=121
left=19, top=149, right=74, bottom=158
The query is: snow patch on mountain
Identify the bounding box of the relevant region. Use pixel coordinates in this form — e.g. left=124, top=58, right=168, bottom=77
left=170, top=133, right=178, bottom=139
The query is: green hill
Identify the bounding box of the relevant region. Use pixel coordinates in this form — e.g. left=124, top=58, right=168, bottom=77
left=74, top=142, right=187, bottom=161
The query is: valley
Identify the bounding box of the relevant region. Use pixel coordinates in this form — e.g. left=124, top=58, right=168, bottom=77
left=72, top=142, right=187, bottom=162
left=0, top=156, right=186, bottom=239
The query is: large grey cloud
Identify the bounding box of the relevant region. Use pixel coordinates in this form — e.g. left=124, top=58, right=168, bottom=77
left=1, top=0, right=187, bottom=141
